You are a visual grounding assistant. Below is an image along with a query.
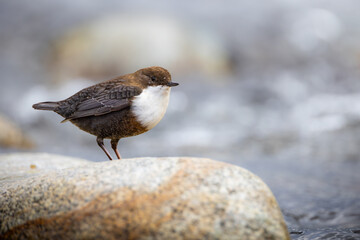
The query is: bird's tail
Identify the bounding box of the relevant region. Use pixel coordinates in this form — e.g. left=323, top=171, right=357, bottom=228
left=32, top=101, right=59, bottom=111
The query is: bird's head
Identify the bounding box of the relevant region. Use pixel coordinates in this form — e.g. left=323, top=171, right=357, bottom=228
left=137, top=66, right=179, bottom=88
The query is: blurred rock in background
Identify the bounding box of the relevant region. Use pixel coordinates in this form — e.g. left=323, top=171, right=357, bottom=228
left=51, top=15, right=231, bottom=84
left=0, top=115, right=34, bottom=150
left=0, top=0, right=359, bottom=238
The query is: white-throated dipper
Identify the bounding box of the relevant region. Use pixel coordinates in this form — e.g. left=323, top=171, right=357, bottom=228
left=33, top=66, right=178, bottom=160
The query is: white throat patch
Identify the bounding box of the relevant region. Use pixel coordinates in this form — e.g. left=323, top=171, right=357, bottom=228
left=131, top=86, right=171, bottom=130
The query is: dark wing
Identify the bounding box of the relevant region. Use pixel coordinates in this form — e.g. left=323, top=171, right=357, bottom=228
left=62, top=85, right=142, bottom=121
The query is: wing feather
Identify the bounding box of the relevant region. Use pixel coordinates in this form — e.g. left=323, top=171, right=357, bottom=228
left=63, top=85, right=142, bottom=120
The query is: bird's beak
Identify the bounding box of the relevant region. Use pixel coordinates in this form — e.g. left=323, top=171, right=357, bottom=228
left=167, top=82, right=179, bottom=87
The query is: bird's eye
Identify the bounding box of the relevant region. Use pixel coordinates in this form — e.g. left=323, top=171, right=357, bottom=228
left=150, top=76, right=156, bottom=82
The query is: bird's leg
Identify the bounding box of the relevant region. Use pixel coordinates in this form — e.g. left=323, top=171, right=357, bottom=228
left=111, top=138, right=121, bottom=160
left=96, top=137, right=113, bottom=160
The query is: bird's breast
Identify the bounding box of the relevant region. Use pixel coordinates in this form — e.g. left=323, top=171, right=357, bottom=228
left=131, top=86, right=171, bottom=130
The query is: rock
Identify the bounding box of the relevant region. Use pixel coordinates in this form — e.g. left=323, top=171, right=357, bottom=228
left=0, top=153, right=289, bottom=239
left=50, top=15, right=231, bottom=83
left=0, top=153, right=89, bottom=182
left=0, top=115, right=34, bottom=149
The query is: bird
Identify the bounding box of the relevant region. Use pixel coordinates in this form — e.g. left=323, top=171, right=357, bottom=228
left=33, top=66, right=178, bottom=160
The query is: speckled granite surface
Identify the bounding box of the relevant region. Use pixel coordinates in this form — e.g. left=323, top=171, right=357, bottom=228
left=0, top=153, right=289, bottom=239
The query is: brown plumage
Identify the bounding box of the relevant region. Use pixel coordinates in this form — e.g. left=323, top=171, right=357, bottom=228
left=33, top=66, right=178, bottom=160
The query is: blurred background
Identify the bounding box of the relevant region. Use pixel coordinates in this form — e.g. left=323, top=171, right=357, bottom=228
left=1, top=0, right=360, bottom=238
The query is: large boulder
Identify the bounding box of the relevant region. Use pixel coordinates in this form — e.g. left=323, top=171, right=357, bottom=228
left=0, top=153, right=289, bottom=239
left=0, top=153, right=89, bottom=181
